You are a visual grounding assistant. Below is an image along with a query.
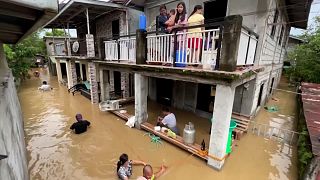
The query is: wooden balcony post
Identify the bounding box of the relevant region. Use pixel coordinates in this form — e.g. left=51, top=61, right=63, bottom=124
left=219, top=15, right=243, bottom=72
left=136, top=29, right=147, bottom=64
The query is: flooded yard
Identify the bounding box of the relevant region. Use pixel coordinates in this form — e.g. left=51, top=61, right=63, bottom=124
left=19, top=68, right=297, bottom=179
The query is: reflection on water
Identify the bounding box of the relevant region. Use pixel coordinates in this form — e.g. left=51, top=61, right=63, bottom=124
left=19, top=69, right=297, bottom=179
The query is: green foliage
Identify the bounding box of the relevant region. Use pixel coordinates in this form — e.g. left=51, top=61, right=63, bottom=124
left=287, top=18, right=320, bottom=83
left=4, top=31, right=46, bottom=79
left=296, top=100, right=314, bottom=178
left=45, top=29, right=67, bottom=36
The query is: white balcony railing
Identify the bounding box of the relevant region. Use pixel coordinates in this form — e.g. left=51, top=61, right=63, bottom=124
left=119, top=38, right=136, bottom=62
left=104, top=40, right=118, bottom=60
left=146, top=29, right=220, bottom=68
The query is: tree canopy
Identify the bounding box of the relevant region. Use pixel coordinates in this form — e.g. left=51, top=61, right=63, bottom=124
left=45, top=29, right=67, bottom=36
left=4, top=31, right=46, bottom=79
left=287, top=18, right=320, bottom=83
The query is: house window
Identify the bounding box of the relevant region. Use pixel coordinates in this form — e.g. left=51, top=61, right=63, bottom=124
left=278, top=26, right=284, bottom=45
left=270, top=9, right=279, bottom=38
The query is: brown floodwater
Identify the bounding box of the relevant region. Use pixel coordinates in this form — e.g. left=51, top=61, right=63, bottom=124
left=19, top=68, right=298, bottom=180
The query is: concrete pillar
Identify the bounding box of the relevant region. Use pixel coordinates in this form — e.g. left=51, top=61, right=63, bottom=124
left=88, top=62, right=99, bottom=104
left=0, top=43, right=8, bottom=70
left=109, top=70, right=115, bottom=92
left=99, top=69, right=110, bottom=101
left=219, top=15, right=243, bottom=72
left=86, top=34, right=95, bottom=57
left=55, top=59, right=63, bottom=84
left=66, top=59, right=77, bottom=89
left=208, top=84, right=235, bottom=170
left=121, top=72, right=130, bottom=98
left=134, top=74, right=148, bottom=129
left=136, top=29, right=147, bottom=64
left=79, top=62, right=83, bottom=81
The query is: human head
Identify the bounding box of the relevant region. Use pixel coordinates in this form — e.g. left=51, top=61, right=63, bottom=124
left=175, top=2, right=186, bottom=23
left=117, top=153, right=129, bottom=172
left=169, top=9, right=176, bottom=16
left=189, top=5, right=203, bottom=18
left=42, top=81, right=47, bottom=85
left=75, top=113, right=83, bottom=122
left=159, top=4, right=167, bottom=16
left=162, top=106, right=170, bottom=115
left=143, top=164, right=153, bottom=179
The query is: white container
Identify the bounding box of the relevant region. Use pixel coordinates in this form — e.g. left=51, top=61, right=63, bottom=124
left=183, top=122, right=196, bottom=145
left=154, top=126, right=161, bottom=132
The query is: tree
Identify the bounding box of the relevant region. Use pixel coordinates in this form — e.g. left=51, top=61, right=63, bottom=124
left=287, top=18, right=320, bottom=83
left=4, top=31, right=46, bottom=80
left=45, top=29, right=67, bottom=36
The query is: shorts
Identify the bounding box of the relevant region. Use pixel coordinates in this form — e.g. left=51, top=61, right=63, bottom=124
left=188, top=38, right=202, bottom=49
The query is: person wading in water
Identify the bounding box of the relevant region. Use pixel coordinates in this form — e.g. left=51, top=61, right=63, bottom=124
left=70, top=113, right=91, bottom=134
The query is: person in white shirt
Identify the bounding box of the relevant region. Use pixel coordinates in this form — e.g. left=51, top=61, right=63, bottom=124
left=156, top=107, right=179, bottom=135
left=38, top=81, right=52, bottom=91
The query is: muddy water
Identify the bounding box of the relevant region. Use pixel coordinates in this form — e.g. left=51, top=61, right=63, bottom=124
left=20, top=69, right=297, bottom=180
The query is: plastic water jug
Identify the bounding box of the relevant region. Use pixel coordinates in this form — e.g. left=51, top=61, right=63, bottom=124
left=139, top=14, right=146, bottom=30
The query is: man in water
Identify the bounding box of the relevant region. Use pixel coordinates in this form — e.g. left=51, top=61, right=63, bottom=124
left=156, top=107, right=179, bottom=135
left=70, top=113, right=91, bottom=134
left=137, top=164, right=166, bottom=180
left=38, top=81, right=52, bottom=91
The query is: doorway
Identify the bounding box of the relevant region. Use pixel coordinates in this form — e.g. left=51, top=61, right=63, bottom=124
left=81, top=64, right=87, bottom=81
left=114, top=71, right=122, bottom=96
left=257, top=83, right=264, bottom=107
left=129, top=73, right=134, bottom=97
left=204, top=0, right=228, bottom=22
left=60, top=62, right=67, bottom=78
left=197, top=84, right=216, bottom=113
left=156, top=78, right=173, bottom=106
left=112, top=19, right=120, bottom=40
left=269, top=78, right=275, bottom=94
left=75, top=63, right=81, bottom=81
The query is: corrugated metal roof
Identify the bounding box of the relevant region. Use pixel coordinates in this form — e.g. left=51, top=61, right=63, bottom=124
left=301, top=82, right=320, bottom=156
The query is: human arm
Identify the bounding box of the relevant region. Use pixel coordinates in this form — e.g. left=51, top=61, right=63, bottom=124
left=154, top=165, right=167, bottom=178
left=70, top=123, right=75, bottom=130
left=85, top=120, right=91, bottom=127
left=131, top=159, right=146, bottom=166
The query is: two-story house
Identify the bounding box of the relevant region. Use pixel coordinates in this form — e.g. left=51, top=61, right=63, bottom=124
left=44, top=0, right=312, bottom=170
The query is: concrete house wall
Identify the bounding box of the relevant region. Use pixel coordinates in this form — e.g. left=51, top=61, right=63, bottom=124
left=144, top=0, right=289, bottom=117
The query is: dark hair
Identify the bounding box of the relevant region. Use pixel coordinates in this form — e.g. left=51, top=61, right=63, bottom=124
left=162, top=106, right=170, bottom=112
left=189, top=5, right=203, bottom=18
left=117, top=153, right=129, bottom=172
left=175, top=2, right=187, bottom=24
left=159, top=4, right=166, bottom=11
left=43, top=81, right=47, bottom=85
left=170, top=9, right=176, bottom=14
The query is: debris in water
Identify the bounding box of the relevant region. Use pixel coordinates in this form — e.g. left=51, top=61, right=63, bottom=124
left=272, top=97, right=279, bottom=102
left=264, top=106, right=279, bottom=112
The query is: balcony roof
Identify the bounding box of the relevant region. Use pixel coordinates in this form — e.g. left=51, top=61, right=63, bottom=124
left=45, top=0, right=126, bottom=29
left=0, top=0, right=58, bottom=44
left=285, top=0, right=313, bottom=29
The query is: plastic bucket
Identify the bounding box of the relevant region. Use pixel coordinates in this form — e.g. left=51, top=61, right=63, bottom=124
left=226, top=119, right=237, bottom=154
left=139, top=14, right=146, bottom=30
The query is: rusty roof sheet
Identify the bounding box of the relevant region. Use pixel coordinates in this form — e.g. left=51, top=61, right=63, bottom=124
left=301, top=82, right=320, bottom=156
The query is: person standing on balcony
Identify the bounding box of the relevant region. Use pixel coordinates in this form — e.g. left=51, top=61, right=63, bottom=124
left=165, top=9, right=176, bottom=33
left=188, top=5, right=205, bottom=64
left=156, top=5, right=169, bottom=34
left=167, top=2, right=188, bottom=51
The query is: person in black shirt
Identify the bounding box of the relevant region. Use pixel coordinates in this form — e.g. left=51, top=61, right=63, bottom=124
left=70, top=113, right=91, bottom=134
left=156, top=4, right=169, bottom=33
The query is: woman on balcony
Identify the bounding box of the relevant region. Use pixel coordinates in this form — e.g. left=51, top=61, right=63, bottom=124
left=188, top=5, right=205, bottom=64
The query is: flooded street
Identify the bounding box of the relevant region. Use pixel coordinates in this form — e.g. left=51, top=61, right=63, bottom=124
left=19, top=68, right=297, bottom=179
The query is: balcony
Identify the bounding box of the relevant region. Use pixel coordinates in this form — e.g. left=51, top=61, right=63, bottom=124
left=102, top=15, right=258, bottom=73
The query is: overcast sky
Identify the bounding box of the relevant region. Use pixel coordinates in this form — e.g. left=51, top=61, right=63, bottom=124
left=290, top=3, right=320, bottom=35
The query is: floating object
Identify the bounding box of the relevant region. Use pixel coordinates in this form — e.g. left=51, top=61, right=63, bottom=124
left=144, top=133, right=162, bottom=146
left=183, top=122, right=195, bottom=145
left=125, top=116, right=136, bottom=128
left=154, top=126, right=161, bottom=132
left=264, top=105, right=279, bottom=112
left=272, top=97, right=279, bottom=102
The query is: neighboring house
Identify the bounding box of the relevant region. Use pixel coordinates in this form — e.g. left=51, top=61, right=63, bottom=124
left=284, top=36, right=305, bottom=69
left=43, top=0, right=312, bottom=170
left=43, top=36, right=78, bottom=77
left=0, top=1, right=58, bottom=179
